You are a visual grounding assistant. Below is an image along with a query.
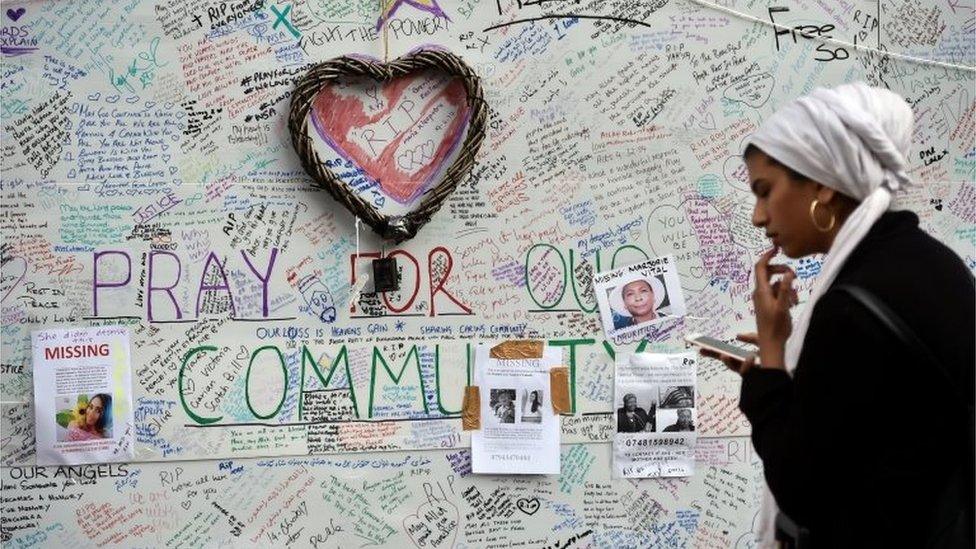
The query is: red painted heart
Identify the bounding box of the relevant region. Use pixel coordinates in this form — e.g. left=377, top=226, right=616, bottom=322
left=289, top=49, right=486, bottom=242
left=310, top=71, right=470, bottom=205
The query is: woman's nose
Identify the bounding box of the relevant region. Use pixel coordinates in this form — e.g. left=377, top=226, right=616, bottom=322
left=752, top=204, right=767, bottom=227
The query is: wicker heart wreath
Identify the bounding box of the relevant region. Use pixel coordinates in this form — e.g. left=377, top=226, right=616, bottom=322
left=288, top=49, right=487, bottom=242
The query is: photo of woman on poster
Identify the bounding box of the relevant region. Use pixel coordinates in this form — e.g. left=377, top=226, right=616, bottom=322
left=521, top=389, right=543, bottom=423
left=58, top=393, right=112, bottom=441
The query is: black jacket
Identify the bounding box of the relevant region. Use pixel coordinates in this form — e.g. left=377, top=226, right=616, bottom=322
left=740, top=211, right=975, bottom=547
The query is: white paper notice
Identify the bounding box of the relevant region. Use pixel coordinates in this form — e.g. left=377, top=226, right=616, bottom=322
left=31, top=326, right=134, bottom=465
left=471, top=344, right=561, bottom=475
left=593, top=255, right=686, bottom=341
left=613, top=352, right=697, bottom=478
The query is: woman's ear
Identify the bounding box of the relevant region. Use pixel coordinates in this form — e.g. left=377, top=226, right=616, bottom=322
left=815, top=184, right=838, bottom=205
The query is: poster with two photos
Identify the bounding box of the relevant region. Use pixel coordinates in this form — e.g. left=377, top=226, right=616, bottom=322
left=614, top=352, right=698, bottom=478
left=471, top=343, right=561, bottom=475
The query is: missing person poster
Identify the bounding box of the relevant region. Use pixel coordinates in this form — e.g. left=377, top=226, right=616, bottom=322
left=593, top=255, right=686, bottom=339
left=614, top=352, right=697, bottom=478
left=471, top=343, right=561, bottom=474
left=31, top=327, right=134, bottom=465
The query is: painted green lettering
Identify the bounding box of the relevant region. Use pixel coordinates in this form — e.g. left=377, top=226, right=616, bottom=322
left=433, top=345, right=462, bottom=415
left=524, top=243, right=567, bottom=309
left=298, top=345, right=360, bottom=420
left=601, top=339, right=648, bottom=360
left=179, top=346, right=223, bottom=425
left=245, top=345, right=288, bottom=420
left=369, top=345, right=429, bottom=418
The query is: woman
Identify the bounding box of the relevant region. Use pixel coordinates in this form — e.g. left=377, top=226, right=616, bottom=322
left=616, top=393, right=652, bottom=433
left=612, top=276, right=665, bottom=329
left=699, top=83, right=974, bottom=547
left=661, top=408, right=694, bottom=432
left=522, top=390, right=542, bottom=423
left=67, top=393, right=111, bottom=441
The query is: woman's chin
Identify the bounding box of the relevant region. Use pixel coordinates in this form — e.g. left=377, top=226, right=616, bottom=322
left=779, top=243, right=799, bottom=258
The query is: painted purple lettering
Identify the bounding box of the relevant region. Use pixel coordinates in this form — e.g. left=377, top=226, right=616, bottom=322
left=195, top=252, right=237, bottom=317
left=241, top=247, right=278, bottom=317
left=92, top=251, right=131, bottom=316
left=147, top=251, right=184, bottom=321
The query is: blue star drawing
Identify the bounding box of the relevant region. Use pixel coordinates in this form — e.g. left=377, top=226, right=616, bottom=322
left=395, top=319, right=406, bottom=332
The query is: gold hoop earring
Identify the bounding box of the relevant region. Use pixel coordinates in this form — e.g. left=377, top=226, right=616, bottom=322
left=809, top=199, right=835, bottom=233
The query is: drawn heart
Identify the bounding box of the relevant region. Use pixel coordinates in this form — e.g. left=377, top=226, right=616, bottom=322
left=289, top=48, right=486, bottom=242
left=697, top=112, right=717, bottom=130
left=402, top=499, right=459, bottom=548
left=6, top=7, right=25, bottom=21
left=1, top=256, right=28, bottom=304
left=721, top=155, right=751, bottom=193
left=516, top=497, right=540, bottom=515
left=723, top=72, right=775, bottom=109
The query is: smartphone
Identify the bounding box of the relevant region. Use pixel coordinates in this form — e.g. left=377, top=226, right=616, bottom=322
left=685, top=333, right=755, bottom=362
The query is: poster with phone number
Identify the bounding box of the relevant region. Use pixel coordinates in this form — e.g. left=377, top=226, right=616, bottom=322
left=613, top=352, right=697, bottom=478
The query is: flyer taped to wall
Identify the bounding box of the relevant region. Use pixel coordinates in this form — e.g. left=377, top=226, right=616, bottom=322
left=593, top=255, right=686, bottom=339
left=613, top=352, right=697, bottom=478
left=31, top=327, right=134, bottom=465
left=471, top=343, right=561, bottom=474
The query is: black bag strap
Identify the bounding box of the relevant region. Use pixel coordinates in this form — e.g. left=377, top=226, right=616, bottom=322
left=832, top=284, right=969, bottom=411
left=833, top=283, right=974, bottom=547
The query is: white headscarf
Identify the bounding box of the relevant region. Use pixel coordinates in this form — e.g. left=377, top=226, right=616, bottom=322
left=745, top=82, right=914, bottom=547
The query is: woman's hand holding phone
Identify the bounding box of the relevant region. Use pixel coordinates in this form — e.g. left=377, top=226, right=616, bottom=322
left=695, top=247, right=797, bottom=374
left=697, top=333, right=759, bottom=375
